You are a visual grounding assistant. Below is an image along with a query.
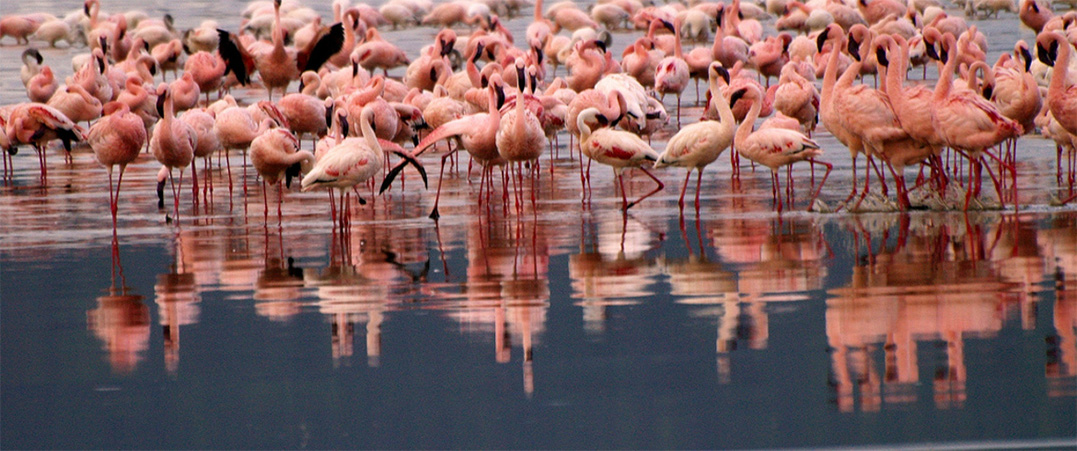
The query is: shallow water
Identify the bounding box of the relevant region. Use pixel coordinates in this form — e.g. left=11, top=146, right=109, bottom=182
left=1, top=1, right=1076, bottom=449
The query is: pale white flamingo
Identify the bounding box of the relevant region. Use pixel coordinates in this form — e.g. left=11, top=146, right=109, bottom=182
left=20, top=49, right=44, bottom=87
left=655, top=62, right=737, bottom=210
left=655, top=16, right=690, bottom=126
left=249, top=128, right=314, bottom=222
left=576, top=107, right=664, bottom=210
left=88, top=101, right=147, bottom=231
left=150, top=84, right=197, bottom=218
left=732, top=85, right=831, bottom=212
left=302, top=105, right=425, bottom=229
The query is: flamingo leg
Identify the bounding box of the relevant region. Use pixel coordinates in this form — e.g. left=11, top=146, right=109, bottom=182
left=678, top=169, right=691, bottom=210
left=625, top=167, right=664, bottom=210
left=808, top=158, right=833, bottom=209
left=429, top=149, right=456, bottom=220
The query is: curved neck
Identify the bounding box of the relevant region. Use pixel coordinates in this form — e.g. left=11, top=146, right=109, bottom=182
left=933, top=37, right=959, bottom=101
left=359, top=108, right=378, bottom=150
left=821, top=34, right=843, bottom=106
left=735, top=94, right=761, bottom=144
left=1049, top=34, right=1071, bottom=96
left=577, top=113, right=593, bottom=144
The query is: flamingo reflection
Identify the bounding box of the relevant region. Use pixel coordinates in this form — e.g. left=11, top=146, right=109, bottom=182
left=87, top=288, right=149, bottom=374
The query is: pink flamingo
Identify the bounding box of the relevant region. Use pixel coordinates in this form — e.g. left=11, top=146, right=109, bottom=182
left=655, top=16, right=690, bottom=126
left=46, top=84, right=102, bottom=126
left=773, top=62, right=820, bottom=135
left=88, top=101, right=147, bottom=232
left=249, top=128, right=314, bottom=223
left=407, top=74, right=505, bottom=219
left=930, top=29, right=1022, bottom=210
left=183, top=51, right=227, bottom=104
left=497, top=59, right=548, bottom=213
left=655, top=62, right=737, bottom=210
left=168, top=71, right=201, bottom=113
left=576, top=107, right=664, bottom=210
left=179, top=108, right=220, bottom=204
left=248, top=0, right=345, bottom=100
left=26, top=66, right=57, bottom=104
left=150, top=84, right=197, bottom=219
left=278, top=71, right=328, bottom=150
left=1038, top=30, right=1077, bottom=204
left=732, top=85, right=831, bottom=212
left=4, top=102, right=84, bottom=184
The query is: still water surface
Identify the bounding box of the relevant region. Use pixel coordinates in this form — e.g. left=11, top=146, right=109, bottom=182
left=1, top=0, right=1075, bottom=448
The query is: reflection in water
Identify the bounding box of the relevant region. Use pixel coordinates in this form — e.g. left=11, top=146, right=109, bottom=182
left=570, top=212, right=663, bottom=334
left=154, top=230, right=203, bottom=373
left=826, top=213, right=1075, bottom=412
left=87, top=290, right=149, bottom=374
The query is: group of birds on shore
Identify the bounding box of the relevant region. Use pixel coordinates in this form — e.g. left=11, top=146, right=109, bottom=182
left=1, top=0, right=1077, bottom=232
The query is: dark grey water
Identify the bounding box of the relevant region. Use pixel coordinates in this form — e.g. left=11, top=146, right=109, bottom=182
left=1, top=0, right=1075, bottom=448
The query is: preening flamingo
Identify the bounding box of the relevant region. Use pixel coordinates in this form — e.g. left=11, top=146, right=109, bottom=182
left=250, top=128, right=313, bottom=223
left=577, top=107, right=664, bottom=211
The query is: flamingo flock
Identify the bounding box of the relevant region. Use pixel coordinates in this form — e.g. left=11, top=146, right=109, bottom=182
left=1, top=0, right=1076, bottom=239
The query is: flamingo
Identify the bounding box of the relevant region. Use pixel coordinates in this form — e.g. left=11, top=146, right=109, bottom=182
left=150, top=84, right=197, bottom=219
left=497, top=59, right=548, bottom=213
left=278, top=71, right=328, bottom=150
left=407, top=74, right=505, bottom=219
left=246, top=0, right=345, bottom=100
left=302, top=105, right=425, bottom=229
left=26, top=66, right=57, bottom=104
left=655, top=63, right=738, bottom=211
left=183, top=51, right=227, bottom=104
left=930, top=29, right=1022, bottom=210
left=773, top=62, right=820, bottom=135
left=179, top=108, right=220, bottom=204
left=732, top=85, right=831, bottom=212
left=46, top=84, right=103, bottom=126
left=249, top=128, right=314, bottom=223
left=577, top=107, right=664, bottom=210
left=88, top=101, right=147, bottom=232
left=1038, top=31, right=1077, bottom=137
left=655, top=16, right=690, bottom=126
left=4, top=102, right=84, bottom=184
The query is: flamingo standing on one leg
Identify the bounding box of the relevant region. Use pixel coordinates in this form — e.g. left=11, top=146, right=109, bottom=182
left=655, top=62, right=737, bottom=211
left=732, top=85, right=831, bottom=213
left=88, top=101, right=147, bottom=233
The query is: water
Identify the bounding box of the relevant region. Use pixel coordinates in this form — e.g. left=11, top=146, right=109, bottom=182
left=1, top=0, right=1075, bottom=448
